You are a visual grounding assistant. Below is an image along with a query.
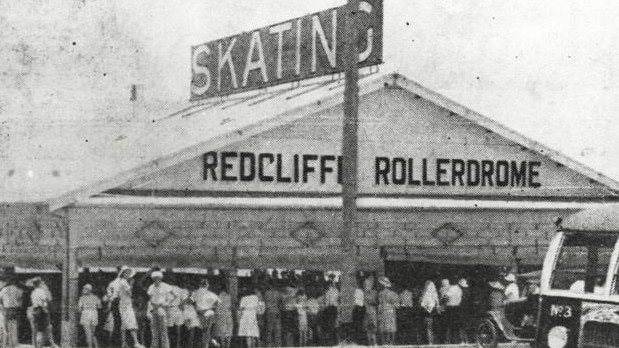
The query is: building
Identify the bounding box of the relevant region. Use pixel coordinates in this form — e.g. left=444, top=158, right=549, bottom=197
left=1, top=73, right=618, bottom=344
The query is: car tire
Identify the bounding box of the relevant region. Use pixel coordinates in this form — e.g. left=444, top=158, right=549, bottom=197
left=477, top=318, right=500, bottom=348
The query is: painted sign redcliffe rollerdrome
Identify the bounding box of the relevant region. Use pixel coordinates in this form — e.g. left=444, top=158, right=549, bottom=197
left=190, top=0, right=383, bottom=100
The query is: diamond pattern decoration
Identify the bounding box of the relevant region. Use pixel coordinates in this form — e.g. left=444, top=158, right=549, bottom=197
left=134, top=221, right=175, bottom=248
left=431, top=223, right=464, bottom=246
left=290, top=222, right=325, bottom=247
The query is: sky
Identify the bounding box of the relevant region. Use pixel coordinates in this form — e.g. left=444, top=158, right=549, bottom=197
left=1, top=0, right=619, bottom=197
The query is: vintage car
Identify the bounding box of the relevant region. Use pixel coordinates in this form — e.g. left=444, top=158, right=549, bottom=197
left=476, top=271, right=540, bottom=348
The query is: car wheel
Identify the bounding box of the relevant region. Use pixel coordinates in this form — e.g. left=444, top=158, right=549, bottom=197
left=477, top=318, right=499, bottom=348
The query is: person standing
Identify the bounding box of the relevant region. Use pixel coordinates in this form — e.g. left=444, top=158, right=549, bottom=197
left=323, top=278, right=339, bottom=346
left=263, top=282, right=282, bottom=347
left=166, top=283, right=184, bottom=348
left=214, top=288, right=233, bottom=348
left=457, top=278, right=472, bottom=344
left=398, top=284, right=414, bottom=345
left=238, top=288, right=261, bottom=348
left=363, top=276, right=378, bottom=346
left=118, top=268, right=144, bottom=348
left=305, top=292, right=320, bottom=345
left=281, top=281, right=297, bottom=347
left=377, top=277, right=399, bottom=345
left=107, top=266, right=125, bottom=347
left=31, top=278, right=52, bottom=348
left=352, top=279, right=365, bottom=345
left=78, top=284, right=102, bottom=348
left=0, top=277, right=23, bottom=348
left=181, top=285, right=200, bottom=348
left=192, top=279, right=220, bottom=348
left=147, top=271, right=175, bottom=348
left=420, top=280, right=439, bottom=345
left=295, top=289, right=308, bottom=347
left=444, top=278, right=463, bottom=344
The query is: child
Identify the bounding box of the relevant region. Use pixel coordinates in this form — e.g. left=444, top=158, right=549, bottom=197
left=78, top=284, right=102, bottom=348
left=296, top=289, right=308, bottom=347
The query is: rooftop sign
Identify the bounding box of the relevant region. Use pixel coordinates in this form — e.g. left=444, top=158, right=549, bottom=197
left=190, top=0, right=383, bottom=100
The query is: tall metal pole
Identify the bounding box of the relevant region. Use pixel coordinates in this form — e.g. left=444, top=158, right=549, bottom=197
left=340, top=0, right=360, bottom=326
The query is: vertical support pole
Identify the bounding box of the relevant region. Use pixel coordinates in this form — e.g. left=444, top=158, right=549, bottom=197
left=339, top=0, right=360, bottom=327
left=228, top=270, right=239, bottom=339
left=61, top=208, right=78, bottom=347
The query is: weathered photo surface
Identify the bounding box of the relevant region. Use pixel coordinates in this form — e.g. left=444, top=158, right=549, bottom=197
left=1, top=1, right=618, bottom=347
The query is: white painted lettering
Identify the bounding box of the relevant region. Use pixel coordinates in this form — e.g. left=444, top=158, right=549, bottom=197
left=269, top=22, right=293, bottom=79
left=242, top=31, right=269, bottom=87
left=218, top=38, right=239, bottom=91
left=295, top=18, right=302, bottom=76
left=358, top=1, right=374, bottom=62
left=311, top=9, right=337, bottom=72
left=191, top=45, right=212, bottom=95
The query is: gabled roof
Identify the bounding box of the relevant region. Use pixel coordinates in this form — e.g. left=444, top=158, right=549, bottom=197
left=3, top=72, right=617, bottom=210
left=389, top=74, right=619, bottom=196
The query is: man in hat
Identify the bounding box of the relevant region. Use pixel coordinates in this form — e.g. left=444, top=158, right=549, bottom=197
left=0, top=276, right=24, bottom=348
left=377, top=276, right=399, bottom=345
left=191, top=279, right=220, bottom=348
left=147, top=270, right=176, bottom=348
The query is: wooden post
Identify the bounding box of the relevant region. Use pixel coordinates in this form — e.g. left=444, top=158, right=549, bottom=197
left=61, top=209, right=78, bottom=347
left=339, top=0, right=360, bottom=326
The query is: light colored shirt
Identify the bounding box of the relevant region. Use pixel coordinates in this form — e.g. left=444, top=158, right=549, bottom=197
left=147, top=282, right=174, bottom=306
left=168, top=285, right=183, bottom=307
left=0, top=285, right=23, bottom=308
left=31, top=288, right=49, bottom=308
left=191, top=288, right=220, bottom=311
left=283, top=287, right=298, bottom=311
left=107, top=278, right=121, bottom=300
left=324, top=287, right=339, bottom=307
left=78, top=294, right=102, bottom=311
left=306, top=298, right=320, bottom=315
left=399, top=289, right=414, bottom=307
left=354, top=288, right=364, bottom=306
left=445, top=285, right=463, bottom=306
left=504, top=283, right=520, bottom=301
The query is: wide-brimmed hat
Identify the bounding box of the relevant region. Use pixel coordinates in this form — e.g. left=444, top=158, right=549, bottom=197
left=458, top=278, right=469, bottom=288
left=488, top=281, right=505, bottom=290
left=504, top=273, right=516, bottom=282
left=378, top=276, right=392, bottom=288
left=151, top=271, right=164, bottom=279
left=118, top=266, right=135, bottom=279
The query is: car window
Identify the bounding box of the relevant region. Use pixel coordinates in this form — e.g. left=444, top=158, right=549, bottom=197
left=551, top=233, right=617, bottom=294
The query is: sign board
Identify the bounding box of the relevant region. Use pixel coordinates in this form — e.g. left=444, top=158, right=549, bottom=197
left=190, top=0, right=383, bottom=100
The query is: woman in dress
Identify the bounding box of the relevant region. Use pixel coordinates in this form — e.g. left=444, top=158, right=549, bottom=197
left=237, top=288, right=260, bottom=348
left=420, top=280, right=440, bottom=345
left=215, top=288, right=233, bottom=348
left=295, top=289, right=308, bottom=347
left=363, top=276, right=378, bottom=346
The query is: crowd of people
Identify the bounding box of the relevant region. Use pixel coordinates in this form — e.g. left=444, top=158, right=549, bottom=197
left=0, top=265, right=535, bottom=348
